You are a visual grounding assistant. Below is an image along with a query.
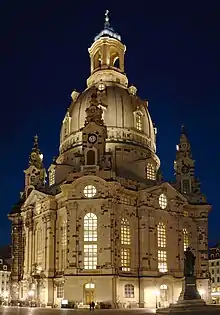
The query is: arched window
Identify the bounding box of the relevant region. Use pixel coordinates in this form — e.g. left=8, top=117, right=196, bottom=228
left=59, top=221, right=67, bottom=271
left=183, top=228, right=189, bottom=252
left=157, top=223, right=168, bottom=273
left=86, top=150, right=96, bottom=165
left=121, top=218, right=131, bottom=245
left=146, top=163, right=155, bottom=180
left=121, top=218, right=131, bottom=271
left=84, top=213, right=97, bottom=270
left=124, top=284, right=134, bottom=298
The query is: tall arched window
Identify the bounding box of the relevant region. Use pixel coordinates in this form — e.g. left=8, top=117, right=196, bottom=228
left=121, top=218, right=131, bottom=245
left=157, top=223, right=168, bottom=273
left=36, top=227, right=43, bottom=264
left=60, top=221, right=67, bottom=270
left=121, top=218, right=131, bottom=271
left=84, top=213, right=97, bottom=270
left=146, top=163, right=155, bottom=180
left=183, top=228, right=189, bottom=252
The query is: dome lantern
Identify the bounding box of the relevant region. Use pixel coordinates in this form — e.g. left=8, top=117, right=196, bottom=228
left=87, top=11, right=128, bottom=88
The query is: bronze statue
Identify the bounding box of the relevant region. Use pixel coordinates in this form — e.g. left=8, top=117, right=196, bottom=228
left=184, top=247, right=196, bottom=277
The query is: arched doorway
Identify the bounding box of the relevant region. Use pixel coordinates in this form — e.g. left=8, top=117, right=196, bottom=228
left=160, top=284, right=168, bottom=307
left=84, top=283, right=95, bottom=305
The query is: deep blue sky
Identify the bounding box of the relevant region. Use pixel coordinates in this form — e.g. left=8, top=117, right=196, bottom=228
left=0, top=1, right=219, bottom=246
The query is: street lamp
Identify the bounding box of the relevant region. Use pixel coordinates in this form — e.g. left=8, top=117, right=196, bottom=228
left=154, top=290, right=160, bottom=309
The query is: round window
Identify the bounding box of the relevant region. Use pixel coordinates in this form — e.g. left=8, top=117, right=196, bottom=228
left=159, top=193, right=167, bottom=209
left=83, top=185, right=96, bottom=198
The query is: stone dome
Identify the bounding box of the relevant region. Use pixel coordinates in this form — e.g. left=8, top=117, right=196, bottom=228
left=66, top=84, right=156, bottom=152
left=59, top=18, right=157, bottom=156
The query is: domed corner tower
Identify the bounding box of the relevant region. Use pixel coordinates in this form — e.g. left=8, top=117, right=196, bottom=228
left=59, top=11, right=160, bottom=181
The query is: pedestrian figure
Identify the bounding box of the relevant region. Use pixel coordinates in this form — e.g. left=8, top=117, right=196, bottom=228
left=89, top=302, right=92, bottom=311
left=91, top=301, right=95, bottom=311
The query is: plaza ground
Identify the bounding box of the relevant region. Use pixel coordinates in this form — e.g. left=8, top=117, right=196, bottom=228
left=0, top=307, right=155, bottom=315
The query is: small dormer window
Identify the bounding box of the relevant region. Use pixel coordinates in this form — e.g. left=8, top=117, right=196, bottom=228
left=3, top=265, right=7, bottom=271
left=136, top=112, right=142, bottom=130
left=146, top=163, right=155, bottom=180
left=0, top=259, right=3, bottom=264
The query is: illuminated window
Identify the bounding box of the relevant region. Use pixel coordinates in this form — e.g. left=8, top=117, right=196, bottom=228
left=146, top=163, right=155, bottom=180
left=159, top=193, right=167, bottom=209
left=183, top=228, right=189, bottom=252
left=36, top=227, right=43, bottom=263
left=49, top=169, right=55, bottom=186
left=121, top=248, right=131, bottom=271
left=157, top=223, right=166, bottom=248
left=124, top=284, right=134, bottom=298
left=135, top=112, right=142, bottom=130
left=84, top=185, right=97, bottom=198
left=84, top=213, right=97, bottom=270
left=85, top=282, right=95, bottom=289
left=183, top=211, right=188, bottom=217
left=157, top=223, right=167, bottom=273
left=121, top=218, right=131, bottom=245
left=158, top=250, right=168, bottom=273
left=57, top=283, right=64, bottom=298
left=84, top=244, right=97, bottom=270
left=84, top=213, right=97, bottom=242
left=60, top=222, right=67, bottom=270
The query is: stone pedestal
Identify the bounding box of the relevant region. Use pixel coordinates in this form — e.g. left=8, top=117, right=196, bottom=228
left=156, top=276, right=220, bottom=314
left=178, top=276, right=203, bottom=302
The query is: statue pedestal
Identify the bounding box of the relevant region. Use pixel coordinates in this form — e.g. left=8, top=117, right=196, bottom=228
left=156, top=276, right=220, bottom=314
left=178, top=276, right=203, bottom=302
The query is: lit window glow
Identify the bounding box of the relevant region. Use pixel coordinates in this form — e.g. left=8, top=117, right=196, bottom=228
left=49, top=169, right=55, bottom=186
left=158, top=250, right=168, bottom=273
left=183, top=228, right=189, bottom=252
left=60, top=222, right=67, bottom=270
left=157, top=223, right=168, bottom=273
left=136, top=112, right=142, bottom=131
left=84, top=244, right=97, bottom=270
left=84, top=213, right=97, bottom=270
left=84, top=185, right=97, bottom=198
left=157, top=223, right=166, bottom=248
left=146, top=163, right=155, bottom=180
left=159, top=193, right=167, bottom=209
left=84, top=213, right=97, bottom=242
left=124, top=284, right=134, bottom=298
left=121, top=218, right=131, bottom=245
left=121, top=248, right=131, bottom=271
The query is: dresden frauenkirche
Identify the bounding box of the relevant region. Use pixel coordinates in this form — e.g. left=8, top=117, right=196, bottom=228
left=9, top=12, right=211, bottom=309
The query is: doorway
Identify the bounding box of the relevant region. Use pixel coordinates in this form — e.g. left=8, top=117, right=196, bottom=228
left=84, top=283, right=95, bottom=305
left=160, top=284, right=168, bottom=307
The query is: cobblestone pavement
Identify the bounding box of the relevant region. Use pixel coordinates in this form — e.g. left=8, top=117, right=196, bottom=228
left=0, top=307, right=155, bottom=315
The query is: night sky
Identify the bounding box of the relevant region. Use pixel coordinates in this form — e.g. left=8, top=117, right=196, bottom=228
left=0, top=1, right=219, bottom=246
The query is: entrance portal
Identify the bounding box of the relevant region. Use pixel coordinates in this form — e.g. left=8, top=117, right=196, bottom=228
left=160, top=284, right=168, bottom=307
left=84, top=283, right=95, bottom=305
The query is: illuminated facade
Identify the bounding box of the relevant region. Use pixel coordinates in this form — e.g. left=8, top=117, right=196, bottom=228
left=9, top=11, right=211, bottom=309
left=209, top=244, right=220, bottom=304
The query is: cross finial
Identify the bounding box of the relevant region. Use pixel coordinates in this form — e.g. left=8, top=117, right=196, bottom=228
left=34, top=134, right=39, bottom=149
left=104, top=10, right=110, bottom=28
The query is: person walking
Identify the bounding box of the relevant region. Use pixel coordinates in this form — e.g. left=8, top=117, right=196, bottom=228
left=91, top=301, right=95, bottom=311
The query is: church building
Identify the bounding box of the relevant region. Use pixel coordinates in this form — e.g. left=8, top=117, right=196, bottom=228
left=8, top=11, right=211, bottom=309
